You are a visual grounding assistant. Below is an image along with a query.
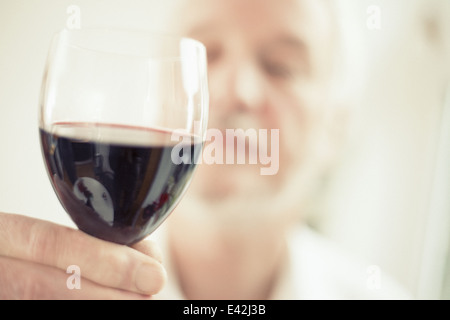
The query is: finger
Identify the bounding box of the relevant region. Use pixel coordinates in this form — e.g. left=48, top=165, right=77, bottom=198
left=131, top=240, right=164, bottom=264
left=0, top=256, right=153, bottom=300
left=0, top=212, right=166, bottom=295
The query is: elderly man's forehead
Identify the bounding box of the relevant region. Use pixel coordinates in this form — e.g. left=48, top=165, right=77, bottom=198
left=171, top=0, right=336, bottom=79
left=173, top=0, right=333, bottom=38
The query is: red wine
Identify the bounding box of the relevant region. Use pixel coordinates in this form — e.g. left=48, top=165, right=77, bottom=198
left=40, top=122, right=201, bottom=245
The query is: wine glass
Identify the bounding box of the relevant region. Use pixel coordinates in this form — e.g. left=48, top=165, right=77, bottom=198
left=38, top=29, right=208, bottom=245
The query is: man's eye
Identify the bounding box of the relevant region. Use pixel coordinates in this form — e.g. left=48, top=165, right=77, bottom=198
left=263, top=61, right=294, bottom=79
left=206, top=46, right=222, bottom=65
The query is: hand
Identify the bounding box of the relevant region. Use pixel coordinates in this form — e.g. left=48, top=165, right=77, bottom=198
left=0, top=212, right=166, bottom=299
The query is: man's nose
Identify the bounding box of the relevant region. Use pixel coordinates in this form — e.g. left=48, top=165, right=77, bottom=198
left=228, top=61, right=267, bottom=113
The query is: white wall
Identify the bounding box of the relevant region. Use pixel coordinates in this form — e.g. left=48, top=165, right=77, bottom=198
left=0, top=0, right=449, bottom=299
left=317, top=0, right=450, bottom=298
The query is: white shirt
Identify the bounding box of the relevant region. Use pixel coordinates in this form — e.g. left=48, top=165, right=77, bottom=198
left=153, top=225, right=412, bottom=300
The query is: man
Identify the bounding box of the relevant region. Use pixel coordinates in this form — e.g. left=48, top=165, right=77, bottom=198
left=0, top=0, right=409, bottom=299
left=154, top=0, right=409, bottom=300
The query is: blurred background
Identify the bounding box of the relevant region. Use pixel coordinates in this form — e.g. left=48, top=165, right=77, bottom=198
left=0, top=0, right=449, bottom=299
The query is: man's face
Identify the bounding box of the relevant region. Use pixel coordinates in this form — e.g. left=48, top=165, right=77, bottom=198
left=174, top=0, right=337, bottom=220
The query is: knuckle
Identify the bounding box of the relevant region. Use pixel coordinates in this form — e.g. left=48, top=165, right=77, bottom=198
left=0, top=259, right=16, bottom=299
left=27, top=221, right=59, bottom=264
left=21, top=275, right=43, bottom=300
left=98, top=249, right=131, bottom=288
left=28, top=220, right=81, bottom=269
left=20, top=269, right=64, bottom=300
left=0, top=257, right=47, bottom=300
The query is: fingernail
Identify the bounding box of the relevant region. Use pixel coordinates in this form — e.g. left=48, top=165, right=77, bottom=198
left=135, top=262, right=166, bottom=294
